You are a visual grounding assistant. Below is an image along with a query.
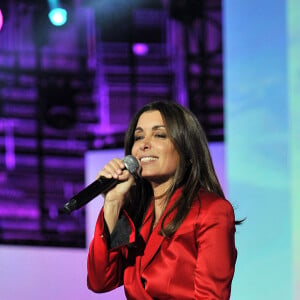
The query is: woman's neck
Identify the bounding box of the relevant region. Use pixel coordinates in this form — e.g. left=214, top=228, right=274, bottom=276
left=151, top=181, right=172, bottom=226
left=151, top=177, right=173, bottom=199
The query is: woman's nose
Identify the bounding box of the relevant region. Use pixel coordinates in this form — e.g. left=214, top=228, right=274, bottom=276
left=140, top=137, right=151, bottom=150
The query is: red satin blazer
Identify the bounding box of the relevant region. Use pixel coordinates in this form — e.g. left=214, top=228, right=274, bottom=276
left=87, top=188, right=237, bottom=299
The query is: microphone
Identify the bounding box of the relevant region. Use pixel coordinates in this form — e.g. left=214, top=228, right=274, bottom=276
left=63, top=155, right=139, bottom=214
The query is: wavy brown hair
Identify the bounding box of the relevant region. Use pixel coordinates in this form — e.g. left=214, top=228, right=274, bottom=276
left=124, top=101, right=227, bottom=237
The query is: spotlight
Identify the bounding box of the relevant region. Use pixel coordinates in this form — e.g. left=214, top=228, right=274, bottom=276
left=0, top=9, right=4, bottom=31
left=132, top=43, right=149, bottom=56
left=47, top=0, right=68, bottom=27
left=48, top=7, right=67, bottom=27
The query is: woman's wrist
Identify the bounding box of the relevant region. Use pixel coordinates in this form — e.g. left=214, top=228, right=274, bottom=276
left=103, top=200, right=123, bottom=234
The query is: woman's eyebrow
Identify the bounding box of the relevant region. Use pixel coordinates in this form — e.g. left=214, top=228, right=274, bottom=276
left=135, top=125, right=166, bottom=132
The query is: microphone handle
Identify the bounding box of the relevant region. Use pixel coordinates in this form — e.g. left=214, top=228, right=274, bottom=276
left=63, top=177, right=118, bottom=214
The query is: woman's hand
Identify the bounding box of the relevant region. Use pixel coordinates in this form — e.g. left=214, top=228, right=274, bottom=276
left=97, top=158, right=135, bottom=233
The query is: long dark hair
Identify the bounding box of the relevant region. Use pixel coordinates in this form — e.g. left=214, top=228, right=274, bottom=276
left=124, top=101, right=227, bottom=237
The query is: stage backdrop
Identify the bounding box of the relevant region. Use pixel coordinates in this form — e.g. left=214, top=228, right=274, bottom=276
left=225, top=0, right=299, bottom=299
left=0, top=0, right=298, bottom=298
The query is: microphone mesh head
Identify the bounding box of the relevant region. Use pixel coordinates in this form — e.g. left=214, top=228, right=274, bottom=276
left=123, top=155, right=140, bottom=175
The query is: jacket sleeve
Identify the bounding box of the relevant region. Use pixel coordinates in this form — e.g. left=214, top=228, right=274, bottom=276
left=87, top=208, right=136, bottom=293
left=194, top=198, right=237, bottom=299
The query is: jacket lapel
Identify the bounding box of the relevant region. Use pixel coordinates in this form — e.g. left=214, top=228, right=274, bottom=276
left=140, top=188, right=182, bottom=273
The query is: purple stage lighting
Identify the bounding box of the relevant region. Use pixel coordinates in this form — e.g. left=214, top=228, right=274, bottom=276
left=132, top=43, right=149, bottom=56
left=0, top=9, right=3, bottom=31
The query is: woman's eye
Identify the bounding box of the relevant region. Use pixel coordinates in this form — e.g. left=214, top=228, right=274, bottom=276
left=134, top=135, right=143, bottom=141
left=155, top=133, right=167, bottom=138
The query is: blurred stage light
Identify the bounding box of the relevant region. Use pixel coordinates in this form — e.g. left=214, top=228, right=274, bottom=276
left=132, top=43, right=149, bottom=56
left=48, top=7, right=67, bottom=26
left=0, top=9, right=3, bottom=31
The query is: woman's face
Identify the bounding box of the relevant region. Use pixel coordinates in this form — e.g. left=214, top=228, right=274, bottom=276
left=131, top=110, right=179, bottom=186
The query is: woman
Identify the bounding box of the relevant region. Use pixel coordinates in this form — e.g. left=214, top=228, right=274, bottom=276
left=87, top=101, right=237, bottom=299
